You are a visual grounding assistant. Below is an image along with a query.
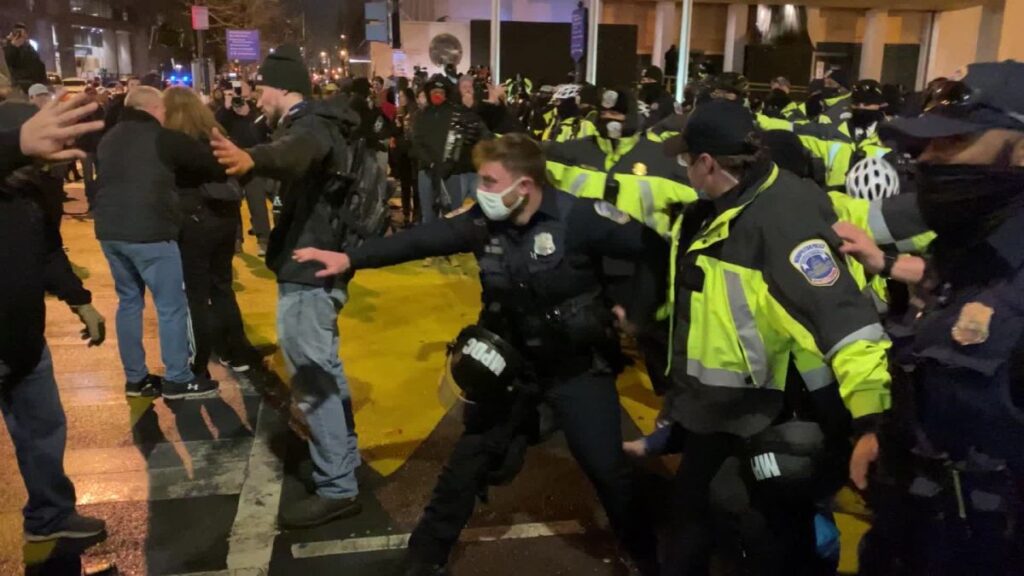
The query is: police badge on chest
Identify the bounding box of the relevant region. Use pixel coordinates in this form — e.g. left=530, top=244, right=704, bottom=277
left=532, top=232, right=557, bottom=259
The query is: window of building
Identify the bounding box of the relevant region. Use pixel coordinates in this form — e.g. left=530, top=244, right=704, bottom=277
left=70, top=0, right=113, bottom=19
left=73, top=26, right=105, bottom=48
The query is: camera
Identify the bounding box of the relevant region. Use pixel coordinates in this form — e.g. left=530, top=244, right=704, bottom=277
left=229, top=80, right=249, bottom=109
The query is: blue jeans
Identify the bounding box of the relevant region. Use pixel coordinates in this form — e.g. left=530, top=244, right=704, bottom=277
left=277, top=282, right=360, bottom=498
left=100, top=240, right=194, bottom=384
left=0, top=345, right=77, bottom=533
left=417, top=171, right=479, bottom=224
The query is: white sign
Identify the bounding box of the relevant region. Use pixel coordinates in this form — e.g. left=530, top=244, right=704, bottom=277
left=398, top=21, right=472, bottom=77
left=392, top=50, right=409, bottom=77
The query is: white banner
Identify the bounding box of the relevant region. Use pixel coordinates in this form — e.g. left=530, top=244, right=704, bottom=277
left=398, top=21, right=473, bottom=76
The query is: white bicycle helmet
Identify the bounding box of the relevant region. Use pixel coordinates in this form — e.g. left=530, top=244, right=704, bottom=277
left=846, top=156, right=900, bottom=201
left=552, top=83, right=582, bottom=101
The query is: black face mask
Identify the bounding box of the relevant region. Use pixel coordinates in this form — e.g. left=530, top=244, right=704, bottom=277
left=849, top=108, right=885, bottom=133
left=763, top=89, right=792, bottom=118
left=639, top=83, right=661, bottom=104
left=804, top=93, right=824, bottom=119
left=916, top=162, right=1024, bottom=244
left=557, top=98, right=579, bottom=118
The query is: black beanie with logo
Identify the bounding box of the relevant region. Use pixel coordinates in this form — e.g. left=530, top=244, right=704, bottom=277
left=256, top=44, right=311, bottom=98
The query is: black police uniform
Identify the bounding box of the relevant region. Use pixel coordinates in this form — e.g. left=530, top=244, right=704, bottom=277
left=860, top=207, right=1024, bottom=576
left=346, top=187, right=667, bottom=571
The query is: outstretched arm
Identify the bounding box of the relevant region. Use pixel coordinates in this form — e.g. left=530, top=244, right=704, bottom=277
left=294, top=209, right=487, bottom=275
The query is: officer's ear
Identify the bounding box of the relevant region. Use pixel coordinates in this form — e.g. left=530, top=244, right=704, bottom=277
left=517, top=176, right=534, bottom=196
left=695, top=152, right=715, bottom=174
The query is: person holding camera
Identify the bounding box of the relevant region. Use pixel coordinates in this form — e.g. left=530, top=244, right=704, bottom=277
left=215, top=79, right=274, bottom=256
left=411, top=75, right=491, bottom=224
left=3, top=23, right=46, bottom=93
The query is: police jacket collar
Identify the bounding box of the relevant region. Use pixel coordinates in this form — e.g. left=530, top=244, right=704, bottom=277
left=534, top=185, right=562, bottom=220
left=986, top=205, right=1024, bottom=270
left=712, top=158, right=773, bottom=215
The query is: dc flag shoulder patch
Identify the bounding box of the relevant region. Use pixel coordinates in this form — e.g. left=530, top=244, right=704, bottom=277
left=594, top=201, right=630, bottom=224
left=790, top=240, right=840, bottom=287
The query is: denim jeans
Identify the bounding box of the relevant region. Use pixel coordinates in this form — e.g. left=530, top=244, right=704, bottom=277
left=417, top=171, right=479, bottom=224
left=100, top=240, right=194, bottom=384
left=0, top=345, right=77, bottom=534
left=277, top=282, right=360, bottom=499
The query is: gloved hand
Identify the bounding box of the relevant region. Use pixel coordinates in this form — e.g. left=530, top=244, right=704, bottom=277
left=72, top=304, right=106, bottom=346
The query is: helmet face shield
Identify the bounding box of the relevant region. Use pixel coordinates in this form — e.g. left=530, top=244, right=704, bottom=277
left=445, top=325, right=524, bottom=405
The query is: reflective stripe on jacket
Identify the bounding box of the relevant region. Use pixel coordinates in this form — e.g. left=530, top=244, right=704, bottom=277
left=665, top=163, right=892, bottom=437
left=546, top=134, right=695, bottom=236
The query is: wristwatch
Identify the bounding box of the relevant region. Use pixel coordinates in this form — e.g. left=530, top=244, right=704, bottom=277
left=880, top=254, right=897, bottom=279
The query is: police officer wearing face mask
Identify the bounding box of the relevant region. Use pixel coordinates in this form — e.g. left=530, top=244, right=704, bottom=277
left=658, top=100, right=893, bottom=575
left=540, top=84, right=597, bottom=143
left=292, top=134, right=666, bottom=576
left=847, top=60, right=1024, bottom=576
left=638, top=66, right=676, bottom=130
left=546, top=88, right=695, bottom=237
left=762, top=76, right=809, bottom=123
left=758, top=79, right=892, bottom=193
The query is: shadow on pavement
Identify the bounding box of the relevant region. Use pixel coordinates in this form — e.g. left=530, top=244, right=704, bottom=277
left=23, top=533, right=110, bottom=576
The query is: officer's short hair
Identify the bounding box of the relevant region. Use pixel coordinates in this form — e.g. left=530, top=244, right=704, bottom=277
left=473, top=134, right=549, bottom=187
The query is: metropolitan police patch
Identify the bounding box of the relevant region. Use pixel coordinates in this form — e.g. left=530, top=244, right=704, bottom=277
left=790, top=240, right=840, bottom=287
left=594, top=201, right=630, bottom=224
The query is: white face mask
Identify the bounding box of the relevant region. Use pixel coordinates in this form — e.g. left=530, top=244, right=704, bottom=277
left=476, top=177, right=525, bottom=221
left=605, top=120, right=623, bottom=139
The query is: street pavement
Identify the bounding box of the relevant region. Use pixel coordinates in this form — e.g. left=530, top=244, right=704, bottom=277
left=0, top=184, right=870, bottom=576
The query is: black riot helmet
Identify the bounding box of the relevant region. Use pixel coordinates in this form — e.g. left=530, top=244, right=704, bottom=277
left=743, top=421, right=827, bottom=489
left=447, top=325, right=524, bottom=404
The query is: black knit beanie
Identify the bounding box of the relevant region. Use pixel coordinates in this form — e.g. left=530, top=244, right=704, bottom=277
left=256, top=44, right=311, bottom=98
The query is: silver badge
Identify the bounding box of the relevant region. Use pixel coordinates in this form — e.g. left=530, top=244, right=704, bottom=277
left=533, top=232, right=556, bottom=257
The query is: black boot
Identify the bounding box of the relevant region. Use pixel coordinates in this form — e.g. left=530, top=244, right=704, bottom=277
left=278, top=494, right=361, bottom=529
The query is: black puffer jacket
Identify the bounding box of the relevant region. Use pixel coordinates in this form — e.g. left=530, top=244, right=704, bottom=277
left=248, top=100, right=358, bottom=286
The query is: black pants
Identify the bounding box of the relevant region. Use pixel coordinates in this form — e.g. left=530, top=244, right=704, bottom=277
left=179, top=203, right=255, bottom=375
left=408, top=370, right=655, bottom=566
left=660, top=432, right=820, bottom=576
left=859, top=442, right=1024, bottom=576
left=243, top=176, right=273, bottom=242
left=82, top=154, right=97, bottom=210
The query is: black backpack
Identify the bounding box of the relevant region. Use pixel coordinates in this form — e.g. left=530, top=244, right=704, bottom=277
left=320, top=133, right=391, bottom=250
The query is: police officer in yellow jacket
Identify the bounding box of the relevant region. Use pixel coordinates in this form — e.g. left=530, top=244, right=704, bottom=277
left=759, top=80, right=893, bottom=192
left=546, top=88, right=695, bottom=236
left=541, top=84, right=598, bottom=143
left=657, top=101, right=891, bottom=575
